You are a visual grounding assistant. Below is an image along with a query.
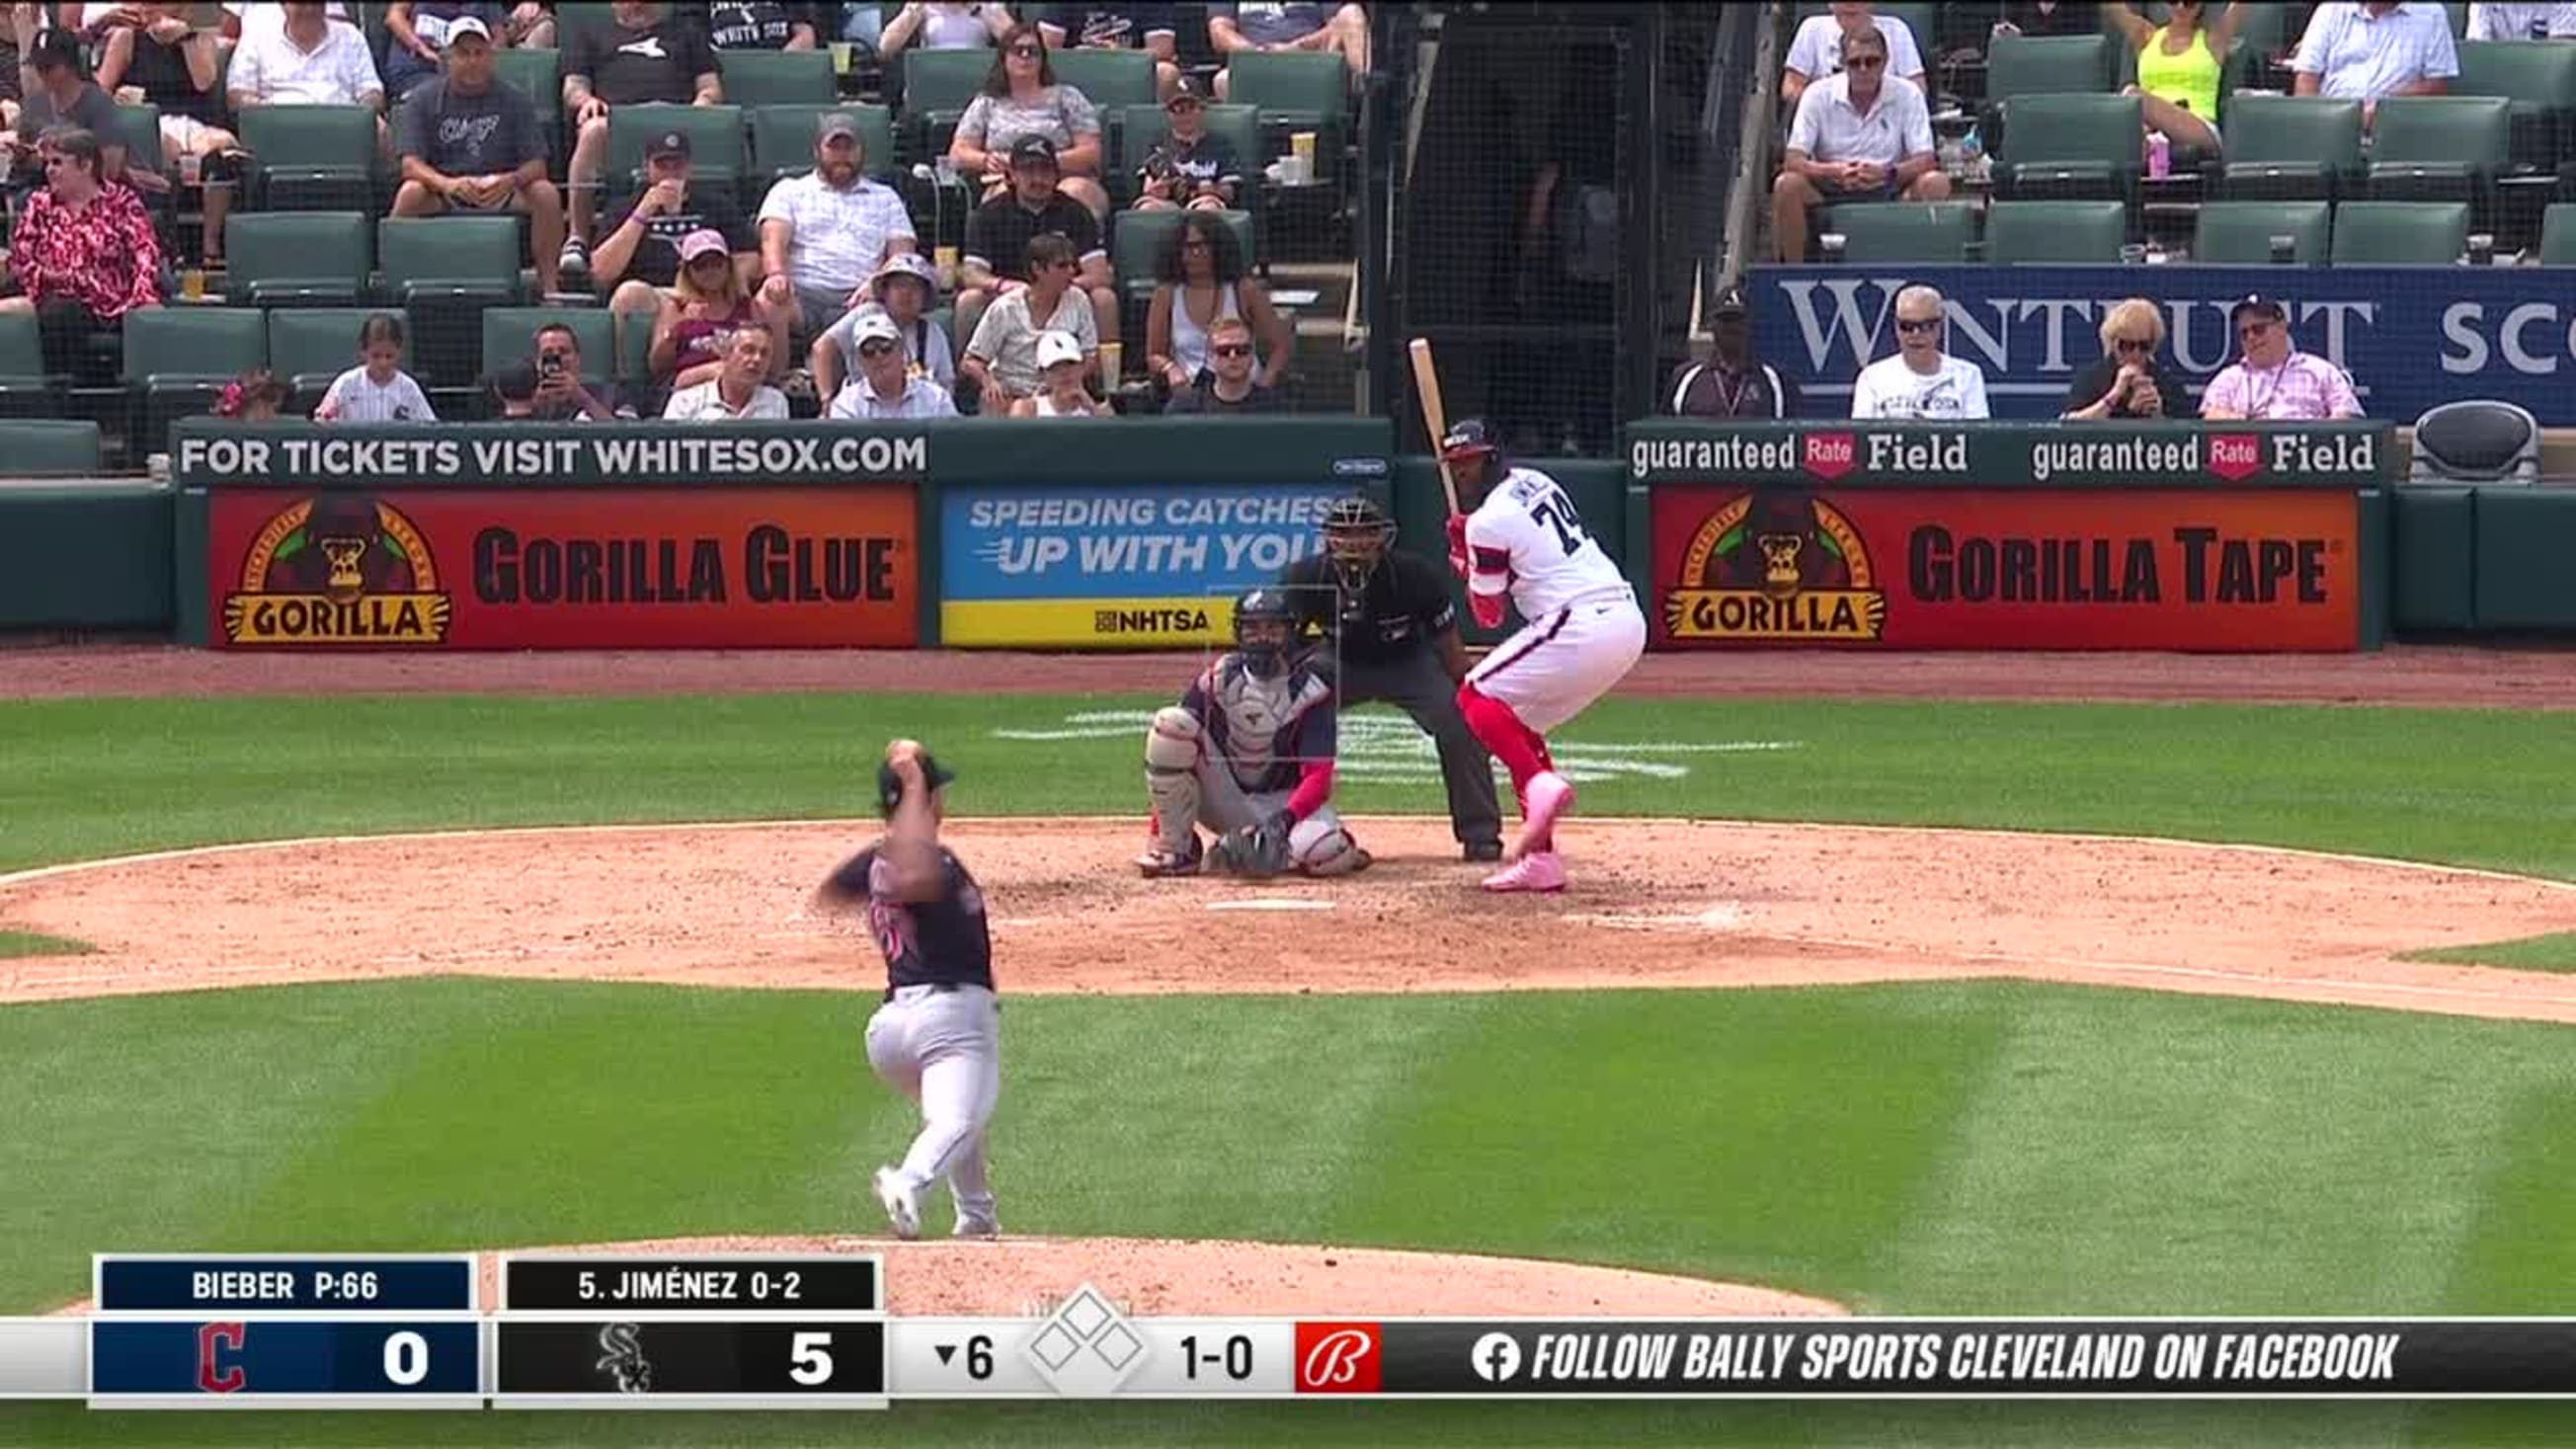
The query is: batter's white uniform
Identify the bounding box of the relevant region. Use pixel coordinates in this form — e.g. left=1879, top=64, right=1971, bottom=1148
left=1463, top=465, right=1646, bottom=733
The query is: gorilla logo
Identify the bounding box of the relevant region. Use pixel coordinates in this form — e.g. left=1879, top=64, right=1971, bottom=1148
left=222, top=495, right=453, bottom=645
left=1662, top=489, right=1887, bottom=642
left=1757, top=533, right=1804, bottom=596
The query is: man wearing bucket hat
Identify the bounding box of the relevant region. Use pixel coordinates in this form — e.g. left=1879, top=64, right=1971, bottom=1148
left=812, top=251, right=955, bottom=397
left=828, top=310, right=960, bottom=419
left=815, top=739, right=1005, bottom=1243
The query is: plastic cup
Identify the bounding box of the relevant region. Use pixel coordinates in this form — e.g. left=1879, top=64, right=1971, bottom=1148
left=933, top=245, right=959, bottom=287
left=830, top=41, right=853, bottom=74
left=1099, top=340, right=1124, bottom=380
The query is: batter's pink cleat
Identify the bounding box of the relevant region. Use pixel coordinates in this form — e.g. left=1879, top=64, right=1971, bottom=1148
left=1512, top=770, right=1575, bottom=859
left=1482, top=850, right=1567, bottom=894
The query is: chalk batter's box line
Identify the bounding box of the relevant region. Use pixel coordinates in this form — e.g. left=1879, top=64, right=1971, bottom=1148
left=92, top=1253, right=479, bottom=1316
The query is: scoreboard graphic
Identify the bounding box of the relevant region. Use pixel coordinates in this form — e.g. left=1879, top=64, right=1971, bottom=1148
left=5, top=1253, right=2576, bottom=1407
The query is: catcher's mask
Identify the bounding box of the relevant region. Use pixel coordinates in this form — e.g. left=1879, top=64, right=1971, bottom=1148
left=1233, top=587, right=1297, bottom=678
left=1321, top=495, right=1397, bottom=594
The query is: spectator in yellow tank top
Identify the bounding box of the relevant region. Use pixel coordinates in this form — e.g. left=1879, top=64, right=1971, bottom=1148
left=2107, top=0, right=2244, bottom=158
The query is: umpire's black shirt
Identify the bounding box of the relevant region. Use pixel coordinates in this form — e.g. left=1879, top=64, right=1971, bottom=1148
left=827, top=845, right=995, bottom=993
left=1280, top=549, right=1456, bottom=668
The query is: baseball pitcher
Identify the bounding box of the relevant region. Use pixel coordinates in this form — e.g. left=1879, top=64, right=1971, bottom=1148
left=1136, top=587, right=1371, bottom=879
left=1279, top=495, right=1503, bottom=861
left=1440, top=419, right=1648, bottom=893
left=815, top=739, right=1002, bottom=1242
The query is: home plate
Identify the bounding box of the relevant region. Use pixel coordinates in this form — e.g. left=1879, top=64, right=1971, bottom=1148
left=1206, top=898, right=1338, bottom=912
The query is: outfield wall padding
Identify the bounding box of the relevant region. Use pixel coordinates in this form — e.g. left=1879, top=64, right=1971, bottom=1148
left=2473, top=487, right=2576, bottom=630
left=2390, top=487, right=2477, bottom=633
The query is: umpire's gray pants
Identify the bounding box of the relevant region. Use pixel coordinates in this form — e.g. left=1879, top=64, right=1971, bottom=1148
left=1336, top=648, right=1501, bottom=849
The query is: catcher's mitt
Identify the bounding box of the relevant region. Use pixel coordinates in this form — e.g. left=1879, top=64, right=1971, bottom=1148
left=1207, top=814, right=1294, bottom=878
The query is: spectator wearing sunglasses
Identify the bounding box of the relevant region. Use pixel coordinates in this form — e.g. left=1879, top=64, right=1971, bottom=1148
left=828, top=309, right=959, bottom=418
left=2062, top=297, right=2197, bottom=421
left=2200, top=294, right=2362, bottom=421
left=1771, top=24, right=1946, bottom=264
left=1850, top=283, right=1988, bottom=420
left=1781, top=2, right=1926, bottom=106
left=1164, top=315, right=1284, bottom=413
left=948, top=23, right=1109, bottom=220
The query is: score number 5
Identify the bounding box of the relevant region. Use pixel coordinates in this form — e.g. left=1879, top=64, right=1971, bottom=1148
left=789, top=1331, right=835, bottom=1386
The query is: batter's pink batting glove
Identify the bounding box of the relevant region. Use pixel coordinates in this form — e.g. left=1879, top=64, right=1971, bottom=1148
left=1444, top=514, right=1469, bottom=579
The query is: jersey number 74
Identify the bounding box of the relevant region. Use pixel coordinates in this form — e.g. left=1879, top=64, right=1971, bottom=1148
left=1528, top=487, right=1591, bottom=557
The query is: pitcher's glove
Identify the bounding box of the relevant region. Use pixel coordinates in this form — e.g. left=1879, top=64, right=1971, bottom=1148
left=1208, top=810, right=1295, bottom=878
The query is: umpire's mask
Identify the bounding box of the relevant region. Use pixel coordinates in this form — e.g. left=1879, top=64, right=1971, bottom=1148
left=1322, top=495, right=1397, bottom=596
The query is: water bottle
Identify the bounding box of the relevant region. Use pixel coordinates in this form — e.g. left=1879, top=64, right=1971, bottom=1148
left=2146, top=130, right=2171, bottom=181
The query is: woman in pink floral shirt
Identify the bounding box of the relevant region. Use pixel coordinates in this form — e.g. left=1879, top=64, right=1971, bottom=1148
left=1, top=127, right=161, bottom=379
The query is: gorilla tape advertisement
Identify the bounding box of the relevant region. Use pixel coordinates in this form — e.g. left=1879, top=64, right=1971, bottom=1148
left=1650, top=488, right=2362, bottom=651
left=208, top=489, right=918, bottom=649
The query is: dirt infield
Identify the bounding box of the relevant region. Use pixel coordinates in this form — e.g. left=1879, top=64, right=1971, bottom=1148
left=3, top=643, right=2573, bottom=706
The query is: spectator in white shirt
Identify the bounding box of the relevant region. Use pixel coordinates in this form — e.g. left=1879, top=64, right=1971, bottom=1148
left=1009, top=328, right=1115, bottom=417
left=757, top=110, right=922, bottom=337
left=2466, top=3, right=2576, bottom=40
left=1782, top=2, right=1927, bottom=107
left=2293, top=2, right=2456, bottom=126
left=662, top=327, right=790, bottom=420
left=960, top=231, right=1098, bottom=409
left=1850, top=284, right=1990, bottom=420
left=315, top=314, right=437, bottom=423
left=1772, top=25, right=1948, bottom=263
left=812, top=252, right=955, bottom=399
left=828, top=310, right=960, bottom=419
left=227, top=0, right=384, bottom=113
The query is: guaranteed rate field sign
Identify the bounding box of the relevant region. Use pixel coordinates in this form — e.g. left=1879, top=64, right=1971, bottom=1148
left=939, top=485, right=1344, bottom=648
left=207, top=488, right=919, bottom=650
left=1650, top=487, right=2361, bottom=651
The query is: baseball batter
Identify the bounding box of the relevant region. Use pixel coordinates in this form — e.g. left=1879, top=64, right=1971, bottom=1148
left=1136, top=587, right=1371, bottom=879
left=1439, top=419, right=1648, bottom=893
left=815, top=739, right=1002, bottom=1241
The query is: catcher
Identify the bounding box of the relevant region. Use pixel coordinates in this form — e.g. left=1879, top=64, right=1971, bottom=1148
left=1136, top=587, right=1371, bottom=879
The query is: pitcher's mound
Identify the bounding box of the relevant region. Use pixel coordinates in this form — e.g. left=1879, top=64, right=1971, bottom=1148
left=475, top=1236, right=1847, bottom=1317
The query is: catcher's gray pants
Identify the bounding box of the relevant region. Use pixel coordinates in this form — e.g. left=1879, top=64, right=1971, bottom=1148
left=1335, top=649, right=1501, bottom=850
left=1192, top=762, right=1352, bottom=869
left=865, top=984, right=999, bottom=1230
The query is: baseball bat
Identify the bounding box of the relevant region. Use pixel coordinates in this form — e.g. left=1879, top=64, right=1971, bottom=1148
left=1409, top=337, right=1461, bottom=518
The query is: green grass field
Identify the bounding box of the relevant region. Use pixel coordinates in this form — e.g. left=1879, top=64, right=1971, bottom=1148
left=2, top=690, right=2573, bottom=1447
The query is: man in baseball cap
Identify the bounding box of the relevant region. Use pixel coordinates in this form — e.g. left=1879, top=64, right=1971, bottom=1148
left=2202, top=293, right=2362, bottom=421
left=592, top=119, right=755, bottom=312
left=828, top=310, right=960, bottom=420
left=390, top=12, right=568, bottom=291
left=955, top=132, right=1115, bottom=370
left=757, top=109, right=920, bottom=339
left=1667, top=284, right=1800, bottom=418
left=812, top=252, right=953, bottom=398
left=1135, top=75, right=1243, bottom=212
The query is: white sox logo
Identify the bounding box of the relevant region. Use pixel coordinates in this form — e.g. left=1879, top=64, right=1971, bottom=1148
left=1295, top=1322, right=1381, bottom=1393
left=596, top=1322, right=653, bottom=1394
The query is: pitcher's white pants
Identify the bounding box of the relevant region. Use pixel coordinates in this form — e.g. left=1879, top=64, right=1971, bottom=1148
left=865, top=984, right=1000, bottom=1227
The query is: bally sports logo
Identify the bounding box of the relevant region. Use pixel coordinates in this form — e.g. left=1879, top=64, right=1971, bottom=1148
left=1295, top=1323, right=1382, bottom=1393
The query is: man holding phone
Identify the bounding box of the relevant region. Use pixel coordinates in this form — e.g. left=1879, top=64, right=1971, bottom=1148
left=526, top=321, right=636, bottom=421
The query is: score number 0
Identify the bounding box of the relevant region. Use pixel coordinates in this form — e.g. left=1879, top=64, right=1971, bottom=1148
left=382, top=1330, right=430, bottom=1386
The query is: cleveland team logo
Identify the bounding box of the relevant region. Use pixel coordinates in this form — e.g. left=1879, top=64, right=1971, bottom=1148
left=1664, top=491, right=1887, bottom=641
left=223, top=496, right=451, bottom=645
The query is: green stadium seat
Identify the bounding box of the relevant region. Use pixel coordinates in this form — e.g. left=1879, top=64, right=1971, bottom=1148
left=2366, top=96, right=2510, bottom=207
left=902, top=47, right=994, bottom=129
left=268, top=306, right=406, bottom=387
left=0, top=313, right=61, bottom=418
left=1992, top=93, right=2140, bottom=206
left=480, top=306, right=614, bottom=387
left=719, top=48, right=837, bottom=108
left=2214, top=95, right=2362, bottom=202
left=236, top=104, right=380, bottom=212
left=101, top=101, right=167, bottom=182
left=1111, top=206, right=1253, bottom=303
left=2455, top=40, right=2576, bottom=170
left=494, top=44, right=560, bottom=107
left=1820, top=201, right=1977, bottom=263
left=750, top=103, right=898, bottom=183
left=1054, top=48, right=1158, bottom=116
left=1114, top=103, right=1259, bottom=211
left=0, top=419, right=103, bottom=474
left=1222, top=51, right=1346, bottom=128
left=2541, top=201, right=2576, bottom=263
left=606, top=103, right=746, bottom=183
left=224, top=211, right=371, bottom=308
left=2330, top=201, right=2471, bottom=265
left=1795, top=1, right=1938, bottom=70
left=1984, top=33, right=2116, bottom=104
left=2191, top=200, right=2331, bottom=264
left=381, top=216, right=525, bottom=387
left=121, top=307, right=266, bottom=458
left=1983, top=200, right=2129, bottom=263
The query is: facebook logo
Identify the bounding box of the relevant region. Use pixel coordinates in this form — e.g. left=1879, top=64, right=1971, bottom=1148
left=1470, top=1332, right=1522, bottom=1382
